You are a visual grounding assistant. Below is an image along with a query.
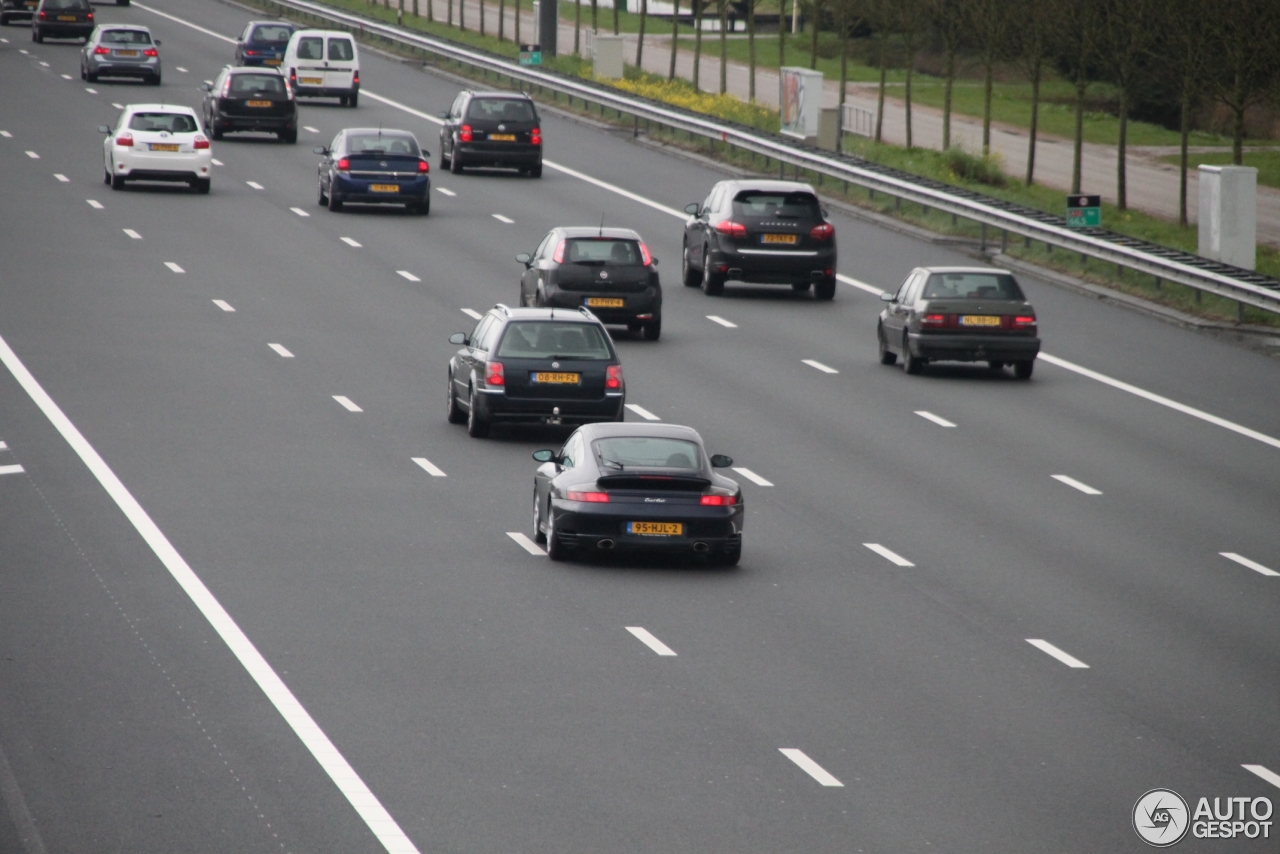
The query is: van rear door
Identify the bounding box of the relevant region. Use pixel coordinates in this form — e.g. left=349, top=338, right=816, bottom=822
left=324, top=36, right=356, bottom=90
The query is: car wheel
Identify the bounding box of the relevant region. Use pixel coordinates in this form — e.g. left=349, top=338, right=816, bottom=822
left=32, top=28, right=41, bottom=42
left=80, top=64, right=86, bottom=79
left=317, top=180, right=328, bottom=206
left=449, top=150, right=463, bottom=174
left=279, top=129, right=297, bottom=144
left=110, top=173, right=125, bottom=190
left=792, top=281, right=812, bottom=293
left=814, top=276, right=836, bottom=300
left=466, top=386, right=490, bottom=438
left=446, top=372, right=466, bottom=424
left=528, top=162, right=542, bottom=178
left=148, top=74, right=161, bottom=86
left=411, top=197, right=429, bottom=215
left=902, top=333, right=924, bottom=375
left=0, top=15, right=8, bottom=25
left=642, top=319, right=661, bottom=341
left=103, top=168, right=110, bottom=185
left=877, top=324, right=897, bottom=365
left=190, top=178, right=210, bottom=194
left=209, top=121, right=223, bottom=140
left=681, top=241, right=700, bottom=287
left=348, top=92, right=358, bottom=107
left=533, top=491, right=547, bottom=544
left=86, top=70, right=97, bottom=82
left=439, top=143, right=450, bottom=169
left=327, top=189, right=343, bottom=212
left=544, top=508, right=565, bottom=561
left=117, top=0, right=129, bottom=5
left=533, top=290, right=546, bottom=308
left=701, top=252, right=724, bottom=296
left=987, top=360, right=1005, bottom=372
left=1013, top=359, right=1034, bottom=380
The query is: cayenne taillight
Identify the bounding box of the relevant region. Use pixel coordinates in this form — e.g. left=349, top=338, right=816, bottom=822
left=714, top=220, right=747, bottom=239
left=552, top=238, right=566, bottom=263
left=566, top=490, right=609, bottom=503
left=605, top=364, right=623, bottom=390
left=459, top=125, right=473, bottom=142
left=417, top=159, right=429, bottom=173
left=700, top=494, right=737, bottom=506
left=93, top=46, right=108, bottom=54
left=143, top=47, right=158, bottom=57
left=484, top=361, right=505, bottom=387
left=639, top=242, right=653, bottom=266
left=115, top=132, right=134, bottom=147
left=193, top=137, right=210, bottom=150
left=530, top=126, right=541, bottom=145
left=809, top=222, right=834, bottom=241
left=336, top=157, right=350, bottom=171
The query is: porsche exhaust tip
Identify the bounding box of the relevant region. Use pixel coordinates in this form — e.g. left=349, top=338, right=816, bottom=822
left=693, top=542, right=710, bottom=553
left=598, top=539, right=615, bottom=549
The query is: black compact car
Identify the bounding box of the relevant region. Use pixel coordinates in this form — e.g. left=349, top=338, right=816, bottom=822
left=877, top=266, right=1040, bottom=378
left=447, top=305, right=625, bottom=438
left=517, top=227, right=662, bottom=340
left=682, top=179, right=837, bottom=300
left=531, top=423, right=743, bottom=564
left=201, top=67, right=297, bottom=143
left=314, top=128, right=430, bottom=213
left=438, top=90, right=541, bottom=177
left=30, top=0, right=93, bottom=42
left=234, top=20, right=294, bottom=67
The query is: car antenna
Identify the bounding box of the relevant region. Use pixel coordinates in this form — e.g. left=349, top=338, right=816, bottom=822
left=598, top=212, right=605, bottom=237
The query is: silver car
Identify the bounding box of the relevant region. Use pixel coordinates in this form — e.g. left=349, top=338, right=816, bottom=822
left=81, top=25, right=161, bottom=85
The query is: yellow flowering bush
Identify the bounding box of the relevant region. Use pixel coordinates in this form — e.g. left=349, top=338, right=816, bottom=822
left=605, top=74, right=780, bottom=133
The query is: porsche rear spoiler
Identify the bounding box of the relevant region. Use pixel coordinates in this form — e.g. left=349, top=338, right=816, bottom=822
left=596, top=473, right=711, bottom=491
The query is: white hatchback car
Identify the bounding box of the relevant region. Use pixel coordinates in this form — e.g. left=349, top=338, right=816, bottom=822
left=99, top=104, right=212, bottom=193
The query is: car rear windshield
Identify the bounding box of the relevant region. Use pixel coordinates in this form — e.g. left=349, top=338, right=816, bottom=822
left=251, top=24, right=292, bottom=43
left=467, top=98, right=536, bottom=122
left=732, top=191, right=821, bottom=219
left=43, top=0, right=88, bottom=9
left=495, top=322, right=613, bottom=360
left=230, top=74, right=286, bottom=94
left=593, top=437, right=701, bottom=471
left=564, top=238, right=643, bottom=266
left=328, top=38, right=354, bottom=60
left=296, top=36, right=324, bottom=59
left=128, top=113, right=199, bottom=133
left=922, top=273, right=1025, bottom=300
left=101, top=29, right=151, bottom=43
left=346, top=134, right=420, bottom=156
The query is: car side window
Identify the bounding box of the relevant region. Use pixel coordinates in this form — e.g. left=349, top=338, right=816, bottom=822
left=450, top=94, right=466, bottom=119
left=469, top=316, right=494, bottom=351
left=560, top=433, right=583, bottom=469
left=535, top=232, right=556, bottom=260
left=329, top=131, right=343, bottom=153
left=893, top=272, right=917, bottom=303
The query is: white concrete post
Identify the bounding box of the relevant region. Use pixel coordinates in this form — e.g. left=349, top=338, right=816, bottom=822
left=1198, top=165, right=1258, bottom=270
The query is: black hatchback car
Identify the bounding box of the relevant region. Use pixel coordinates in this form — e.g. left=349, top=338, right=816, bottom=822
left=683, top=179, right=837, bottom=300
left=438, top=90, right=542, bottom=177
left=314, top=128, right=430, bottom=213
left=517, top=227, right=663, bottom=340
left=447, top=306, right=625, bottom=438
left=201, top=66, right=297, bottom=143
left=877, top=266, right=1040, bottom=378
left=531, top=423, right=743, bottom=564
left=31, top=0, right=93, bottom=42
left=234, top=20, right=295, bottom=67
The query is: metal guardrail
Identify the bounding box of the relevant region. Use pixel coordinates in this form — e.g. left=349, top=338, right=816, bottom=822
left=267, top=0, right=1280, bottom=316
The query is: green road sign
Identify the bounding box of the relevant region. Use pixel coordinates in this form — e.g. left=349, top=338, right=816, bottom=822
left=1067, top=194, right=1101, bottom=228
left=519, top=44, right=542, bottom=65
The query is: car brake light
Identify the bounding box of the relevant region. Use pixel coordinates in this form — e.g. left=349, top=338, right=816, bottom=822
left=809, top=222, right=834, bottom=241
left=417, top=159, right=429, bottom=173
left=714, top=220, right=747, bottom=239
left=353, top=70, right=359, bottom=85
left=1013, top=315, right=1037, bottom=328
left=245, top=49, right=258, bottom=55
left=531, top=126, right=541, bottom=145
left=37, top=10, right=45, bottom=17
left=336, top=157, right=350, bottom=171
left=93, top=46, right=109, bottom=54
left=289, top=67, right=297, bottom=86
left=605, top=364, right=623, bottom=390
left=193, top=136, right=210, bottom=150
left=921, top=313, right=949, bottom=326
left=459, top=124, right=473, bottom=143
left=700, top=494, right=737, bottom=506
left=86, top=10, right=92, bottom=18
left=143, top=47, right=158, bottom=57
left=484, top=361, right=504, bottom=387
left=639, top=242, right=653, bottom=266
left=567, top=490, right=609, bottom=503
left=552, top=239, right=566, bottom=263
left=115, top=132, right=134, bottom=147
left=222, top=78, right=232, bottom=97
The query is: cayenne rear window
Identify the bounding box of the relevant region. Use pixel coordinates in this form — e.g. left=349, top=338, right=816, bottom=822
left=347, top=135, right=420, bottom=156
left=732, top=191, right=821, bottom=219
left=923, top=273, right=1024, bottom=300
left=328, top=38, right=354, bottom=60
left=251, top=25, right=292, bottom=43
left=101, top=29, right=151, bottom=43
left=231, top=74, right=286, bottom=93
left=467, top=98, right=536, bottom=122
left=495, top=322, right=612, bottom=360
left=593, top=437, right=700, bottom=471
left=564, top=239, right=642, bottom=266
left=296, top=36, right=324, bottom=60
left=128, top=113, right=199, bottom=133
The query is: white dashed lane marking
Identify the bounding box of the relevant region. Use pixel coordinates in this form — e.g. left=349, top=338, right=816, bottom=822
left=60, top=73, right=72, bottom=79
left=39, top=61, right=48, bottom=67
left=507, top=532, right=545, bottom=555
left=211, top=158, right=224, bottom=166
left=212, top=300, right=235, bottom=312
left=290, top=207, right=310, bottom=217
left=24, top=151, right=38, bottom=159
left=84, top=87, right=97, bottom=94
left=626, top=627, right=676, bottom=656
left=706, top=315, right=737, bottom=328
left=863, top=543, right=914, bottom=567
left=0, top=442, right=7, bottom=450
left=0, top=464, right=25, bottom=476
left=397, top=271, right=420, bottom=282
left=1220, top=553, right=1278, bottom=577
left=1026, top=639, right=1089, bottom=669
left=86, top=199, right=103, bottom=209
left=460, top=308, right=483, bottom=320
left=332, top=396, right=362, bottom=412
left=164, top=262, right=185, bottom=273
left=176, top=66, right=188, bottom=72
left=915, top=411, right=956, bottom=428
left=492, top=214, right=514, bottom=223
left=54, top=173, right=68, bottom=182
left=111, top=102, right=123, bottom=109
left=1052, top=474, right=1102, bottom=495
left=123, top=229, right=141, bottom=239
left=268, top=343, right=294, bottom=358
left=625, top=404, right=660, bottom=421
left=732, top=467, right=773, bottom=487
left=779, top=749, right=843, bottom=787
left=246, top=181, right=263, bottom=189
left=340, top=237, right=361, bottom=247
left=303, top=125, right=319, bottom=132
left=435, top=187, right=456, bottom=196
left=0, top=131, right=10, bottom=137
left=411, top=457, right=446, bottom=477
left=802, top=359, right=838, bottom=374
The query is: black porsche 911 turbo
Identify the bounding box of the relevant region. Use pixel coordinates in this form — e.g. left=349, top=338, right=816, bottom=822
left=531, top=423, right=743, bottom=564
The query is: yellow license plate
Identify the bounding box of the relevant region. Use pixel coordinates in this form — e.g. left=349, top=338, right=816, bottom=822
left=57, top=14, right=76, bottom=20
left=585, top=297, right=624, bottom=308
left=533, top=372, right=580, bottom=384
left=489, top=133, right=516, bottom=141
left=628, top=521, right=683, bottom=536
left=149, top=143, right=179, bottom=151
left=117, top=49, right=139, bottom=56
left=265, top=59, right=282, bottom=65
left=369, top=184, right=400, bottom=193
left=762, top=233, right=798, bottom=244
left=960, top=315, right=1001, bottom=327
left=300, top=76, right=323, bottom=85
left=246, top=100, right=272, bottom=107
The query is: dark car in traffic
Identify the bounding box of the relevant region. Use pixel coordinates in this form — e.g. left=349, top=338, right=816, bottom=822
left=447, top=305, right=625, bottom=438
left=877, top=266, right=1040, bottom=378
left=314, top=128, right=430, bottom=213
left=531, top=423, right=743, bottom=564
left=438, top=90, right=541, bottom=177
left=31, top=0, right=93, bottom=42
left=201, top=66, right=297, bottom=143
left=517, top=227, right=663, bottom=340
left=234, top=20, right=294, bottom=67
left=682, top=179, right=837, bottom=300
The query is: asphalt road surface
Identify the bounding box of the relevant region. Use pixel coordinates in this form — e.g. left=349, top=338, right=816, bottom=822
left=2, top=1, right=1280, bottom=851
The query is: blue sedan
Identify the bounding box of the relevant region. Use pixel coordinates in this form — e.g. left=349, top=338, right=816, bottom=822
left=314, top=128, right=431, bottom=215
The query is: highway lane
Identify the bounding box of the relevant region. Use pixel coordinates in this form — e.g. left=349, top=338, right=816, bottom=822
left=3, top=2, right=1280, bottom=851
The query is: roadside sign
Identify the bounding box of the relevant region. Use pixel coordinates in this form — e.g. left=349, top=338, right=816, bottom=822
left=519, top=44, right=542, bottom=65
left=1067, top=194, right=1101, bottom=228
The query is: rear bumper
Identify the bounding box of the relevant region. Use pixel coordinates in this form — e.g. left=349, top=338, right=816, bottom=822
left=35, top=22, right=93, bottom=35
left=293, top=84, right=357, bottom=97
left=544, top=287, right=661, bottom=323
left=87, top=59, right=160, bottom=77
left=908, top=332, right=1040, bottom=362
left=455, top=143, right=540, bottom=167
left=0, top=5, right=35, bottom=19
left=115, top=150, right=212, bottom=180
left=332, top=174, right=429, bottom=203
left=239, top=56, right=284, bottom=67
left=216, top=113, right=296, bottom=132
left=473, top=388, right=623, bottom=424
left=707, top=243, right=836, bottom=283
left=549, top=502, right=743, bottom=553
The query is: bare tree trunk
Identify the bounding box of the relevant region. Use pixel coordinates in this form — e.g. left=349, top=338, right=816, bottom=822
left=981, top=60, right=993, bottom=154
left=591, top=0, right=597, bottom=32
left=1117, top=90, right=1128, bottom=209
left=448, top=0, right=453, bottom=27
left=459, top=0, right=465, bottom=32
left=669, top=0, right=679, bottom=79
left=808, top=0, right=819, bottom=69
left=874, top=35, right=886, bottom=143
left=905, top=61, right=913, bottom=148
left=719, top=0, right=728, bottom=92
left=1071, top=75, right=1086, bottom=194
left=1231, top=74, right=1245, bottom=165
left=1025, top=59, right=1040, bottom=185
left=747, top=0, right=756, bottom=100
left=428, top=0, right=434, bottom=23
left=480, top=0, right=485, bottom=36
left=1179, top=89, right=1190, bottom=226
left=613, top=0, right=620, bottom=35
left=514, top=0, right=520, bottom=42
left=942, top=47, right=953, bottom=149
left=837, top=1, right=847, bottom=150
left=637, top=0, right=648, bottom=67
left=693, top=0, right=704, bottom=91
left=574, top=0, right=581, bottom=53
left=778, top=0, right=786, bottom=67
left=413, top=0, right=419, bottom=18
left=498, top=0, right=504, bottom=37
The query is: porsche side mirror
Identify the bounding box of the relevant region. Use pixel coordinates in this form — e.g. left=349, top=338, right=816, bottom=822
left=449, top=333, right=467, bottom=345
left=532, top=449, right=558, bottom=463
left=710, top=454, right=733, bottom=468
left=684, top=203, right=699, bottom=215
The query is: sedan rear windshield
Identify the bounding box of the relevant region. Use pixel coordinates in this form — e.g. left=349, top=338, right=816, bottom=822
left=101, top=29, right=151, bottom=43
left=564, top=238, right=643, bottom=266
left=251, top=24, right=293, bottom=43
left=43, top=0, right=88, bottom=9
left=593, top=437, right=701, bottom=471
left=128, top=113, right=199, bottom=133
left=495, top=322, right=613, bottom=360
left=467, top=98, right=536, bottom=122
left=230, top=74, right=286, bottom=94
left=732, top=191, right=821, bottom=219
left=346, top=135, right=420, bottom=156
left=923, top=273, right=1025, bottom=300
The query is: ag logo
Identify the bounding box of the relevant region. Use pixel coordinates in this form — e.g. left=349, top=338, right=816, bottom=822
left=1134, top=789, right=1190, bottom=847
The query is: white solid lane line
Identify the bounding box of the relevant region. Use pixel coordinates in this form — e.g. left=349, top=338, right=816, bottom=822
left=86, top=199, right=103, bottom=209
left=460, top=308, right=483, bottom=320
left=411, top=457, right=447, bottom=477
left=246, top=181, right=263, bottom=189
left=625, top=403, right=660, bottom=421
left=303, top=125, right=319, bottom=133
left=1243, top=765, right=1280, bottom=790
left=333, top=396, right=362, bottom=412
left=0, top=330, right=424, bottom=854
left=544, top=160, right=688, bottom=219
left=212, top=299, right=235, bottom=312
left=915, top=410, right=956, bottom=428
left=1220, top=552, right=1279, bottom=577
left=706, top=315, right=737, bottom=328
left=864, top=543, right=914, bottom=566
left=132, top=1, right=237, bottom=42
left=732, top=467, right=773, bottom=487
left=340, top=236, right=361, bottom=247
left=54, top=173, right=68, bottom=182
left=0, top=464, right=24, bottom=476
left=435, top=187, right=456, bottom=196
left=164, top=262, right=185, bottom=273
left=123, top=229, right=141, bottom=239
left=211, top=158, right=224, bottom=166
left=268, top=343, right=294, bottom=358
left=802, top=359, right=838, bottom=374
left=492, top=214, right=514, bottom=223
left=1026, top=639, right=1090, bottom=669
left=290, top=207, right=310, bottom=217
left=24, top=151, right=38, bottom=159
left=779, top=749, right=844, bottom=787
left=507, top=532, right=546, bottom=555
left=626, top=627, right=677, bottom=656
left=1051, top=474, right=1102, bottom=495
left=397, top=271, right=420, bottom=282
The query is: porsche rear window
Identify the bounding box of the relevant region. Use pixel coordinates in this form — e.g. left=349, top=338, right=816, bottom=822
left=732, top=191, right=821, bottom=218
left=128, top=113, right=199, bottom=133
left=251, top=24, right=293, bottom=43
left=101, top=29, right=152, bottom=44
left=495, top=322, right=612, bottom=360
left=467, top=98, right=536, bottom=122
left=593, top=437, right=701, bottom=470
left=922, top=273, right=1024, bottom=300
left=564, top=239, right=642, bottom=266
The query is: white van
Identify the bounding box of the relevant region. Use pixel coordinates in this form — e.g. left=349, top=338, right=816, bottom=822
left=282, top=29, right=359, bottom=106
